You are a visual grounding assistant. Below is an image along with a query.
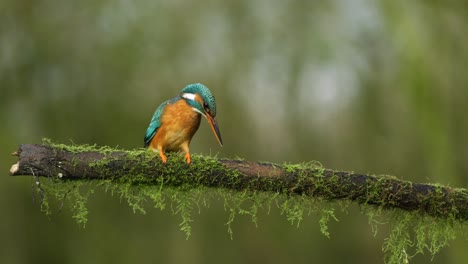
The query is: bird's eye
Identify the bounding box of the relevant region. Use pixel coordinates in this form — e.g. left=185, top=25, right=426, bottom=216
left=203, top=103, right=209, bottom=110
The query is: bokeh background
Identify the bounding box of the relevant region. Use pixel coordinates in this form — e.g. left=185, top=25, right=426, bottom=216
left=1, top=0, right=467, bottom=263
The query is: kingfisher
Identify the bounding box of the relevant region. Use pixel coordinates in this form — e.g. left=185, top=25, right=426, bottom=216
left=144, top=83, right=223, bottom=164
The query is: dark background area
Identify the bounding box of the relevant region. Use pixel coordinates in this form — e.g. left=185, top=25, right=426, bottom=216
left=1, top=0, right=467, bottom=263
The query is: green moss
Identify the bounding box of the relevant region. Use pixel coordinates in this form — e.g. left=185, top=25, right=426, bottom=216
left=35, top=140, right=467, bottom=264
left=40, top=178, right=93, bottom=227
left=43, top=138, right=116, bottom=154
left=381, top=211, right=459, bottom=264
left=361, top=204, right=385, bottom=237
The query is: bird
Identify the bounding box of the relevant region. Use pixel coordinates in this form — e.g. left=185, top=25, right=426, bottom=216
left=144, top=83, right=223, bottom=164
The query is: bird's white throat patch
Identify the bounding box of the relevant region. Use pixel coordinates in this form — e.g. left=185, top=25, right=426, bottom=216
left=192, top=107, right=204, bottom=115
left=183, top=93, right=205, bottom=115
left=182, top=93, right=196, bottom=101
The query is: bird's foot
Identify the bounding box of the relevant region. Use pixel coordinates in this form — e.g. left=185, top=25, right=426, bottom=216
left=159, top=152, right=168, bottom=163
left=185, top=152, right=191, bottom=164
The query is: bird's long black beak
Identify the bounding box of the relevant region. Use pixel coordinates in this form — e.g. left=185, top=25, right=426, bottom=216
left=205, top=114, right=223, bottom=146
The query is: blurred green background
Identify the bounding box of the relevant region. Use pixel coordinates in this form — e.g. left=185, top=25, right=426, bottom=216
left=1, top=0, right=467, bottom=263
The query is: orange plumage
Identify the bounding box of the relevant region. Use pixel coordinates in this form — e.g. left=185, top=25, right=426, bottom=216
left=148, top=99, right=201, bottom=163
left=144, top=83, right=222, bottom=164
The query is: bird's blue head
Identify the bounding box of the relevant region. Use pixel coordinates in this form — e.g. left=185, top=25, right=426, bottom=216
left=181, top=83, right=217, bottom=117
left=181, top=83, right=222, bottom=146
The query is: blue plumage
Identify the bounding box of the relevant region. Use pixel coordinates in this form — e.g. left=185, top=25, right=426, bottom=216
left=143, top=95, right=181, bottom=147
left=143, top=83, right=222, bottom=164
left=181, top=83, right=217, bottom=117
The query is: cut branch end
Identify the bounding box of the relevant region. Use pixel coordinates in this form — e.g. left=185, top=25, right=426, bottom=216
left=9, top=162, right=19, bottom=175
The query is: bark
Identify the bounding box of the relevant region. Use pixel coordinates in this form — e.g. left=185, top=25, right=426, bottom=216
left=9, top=144, right=468, bottom=221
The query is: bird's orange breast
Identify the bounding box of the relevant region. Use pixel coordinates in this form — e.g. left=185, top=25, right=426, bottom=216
left=149, top=99, right=201, bottom=152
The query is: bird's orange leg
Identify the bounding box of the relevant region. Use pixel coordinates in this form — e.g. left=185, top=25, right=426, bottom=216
left=157, top=145, right=167, bottom=163
left=181, top=143, right=191, bottom=164
left=185, top=152, right=191, bottom=164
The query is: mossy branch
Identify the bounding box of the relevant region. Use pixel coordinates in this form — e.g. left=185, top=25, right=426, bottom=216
left=9, top=143, right=468, bottom=221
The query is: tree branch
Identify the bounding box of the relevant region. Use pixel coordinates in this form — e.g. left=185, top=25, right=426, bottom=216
left=9, top=144, right=468, bottom=221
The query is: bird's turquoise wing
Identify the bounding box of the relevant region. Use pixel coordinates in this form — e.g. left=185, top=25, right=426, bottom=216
left=144, top=102, right=166, bottom=147
left=144, top=96, right=180, bottom=147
